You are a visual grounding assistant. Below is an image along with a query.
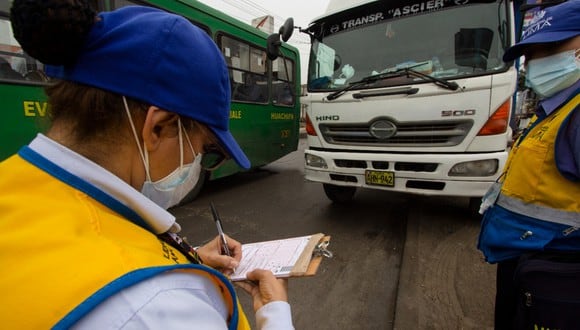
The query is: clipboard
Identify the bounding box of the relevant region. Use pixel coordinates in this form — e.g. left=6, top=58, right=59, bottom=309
left=230, top=233, right=332, bottom=281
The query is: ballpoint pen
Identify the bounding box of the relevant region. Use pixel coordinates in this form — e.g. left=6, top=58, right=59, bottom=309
left=210, top=202, right=231, bottom=257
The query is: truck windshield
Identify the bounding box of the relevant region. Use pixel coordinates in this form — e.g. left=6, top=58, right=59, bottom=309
left=307, top=1, right=509, bottom=91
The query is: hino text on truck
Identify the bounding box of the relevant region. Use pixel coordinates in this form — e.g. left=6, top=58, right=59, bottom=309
left=301, top=0, right=529, bottom=211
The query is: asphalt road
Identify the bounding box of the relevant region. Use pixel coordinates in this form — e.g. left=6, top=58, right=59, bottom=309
left=170, top=138, right=496, bottom=329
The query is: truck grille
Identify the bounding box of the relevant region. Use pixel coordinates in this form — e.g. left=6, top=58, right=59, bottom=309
left=319, top=120, right=473, bottom=147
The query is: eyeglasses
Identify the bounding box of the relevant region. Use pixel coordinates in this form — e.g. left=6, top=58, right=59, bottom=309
left=201, top=144, right=229, bottom=171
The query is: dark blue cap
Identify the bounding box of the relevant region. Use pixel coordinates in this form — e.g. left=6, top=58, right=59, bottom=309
left=503, top=0, right=580, bottom=62
left=46, top=6, right=250, bottom=169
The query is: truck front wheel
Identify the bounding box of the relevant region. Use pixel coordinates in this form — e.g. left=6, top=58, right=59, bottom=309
left=323, top=184, right=356, bottom=204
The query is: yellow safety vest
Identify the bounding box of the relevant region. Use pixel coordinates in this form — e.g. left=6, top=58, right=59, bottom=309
left=0, top=153, right=250, bottom=329
left=497, top=93, right=580, bottom=225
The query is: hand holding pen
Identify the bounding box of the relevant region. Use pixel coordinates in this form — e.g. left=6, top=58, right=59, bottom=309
left=194, top=202, right=241, bottom=274
left=211, top=202, right=231, bottom=257
left=205, top=203, right=290, bottom=310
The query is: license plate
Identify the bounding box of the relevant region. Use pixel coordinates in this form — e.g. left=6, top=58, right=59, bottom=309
left=365, top=170, right=395, bottom=187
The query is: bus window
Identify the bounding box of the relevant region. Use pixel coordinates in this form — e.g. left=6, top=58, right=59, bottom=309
left=272, top=57, right=294, bottom=106
left=219, top=35, right=268, bottom=104
left=0, top=17, right=46, bottom=83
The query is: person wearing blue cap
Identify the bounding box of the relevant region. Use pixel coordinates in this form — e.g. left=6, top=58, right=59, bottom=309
left=0, top=0, right=293, bottom=329
left=477, top=0, right=579, bottom=328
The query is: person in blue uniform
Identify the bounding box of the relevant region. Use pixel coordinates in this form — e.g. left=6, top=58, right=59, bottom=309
left=477, top=1, right=580, bottom=328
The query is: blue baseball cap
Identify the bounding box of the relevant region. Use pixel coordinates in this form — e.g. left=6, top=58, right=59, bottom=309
left=503, top=0, right=580, bottom=62
left=46, top=6, right=250, bottom=169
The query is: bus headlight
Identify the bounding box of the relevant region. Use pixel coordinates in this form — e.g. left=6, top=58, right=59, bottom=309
left=305, top=154, right=327, bottom=168
left=449, top=159, right=498, bottom=177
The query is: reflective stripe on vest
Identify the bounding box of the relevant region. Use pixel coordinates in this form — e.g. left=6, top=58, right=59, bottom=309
left=497, top=194, right=580, bottom=226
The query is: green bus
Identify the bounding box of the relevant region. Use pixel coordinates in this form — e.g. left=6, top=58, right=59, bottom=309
left=0, top=0, right=300, bottom=198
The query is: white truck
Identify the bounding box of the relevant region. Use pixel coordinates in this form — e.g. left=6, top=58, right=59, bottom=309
left=302, top=0, right=523, bottom=211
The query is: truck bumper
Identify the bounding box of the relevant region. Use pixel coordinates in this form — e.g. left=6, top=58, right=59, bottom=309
left=304, top=149, right=508, bottom=197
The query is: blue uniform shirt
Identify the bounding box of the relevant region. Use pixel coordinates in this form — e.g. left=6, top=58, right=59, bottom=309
left=542, top=80, right=580, bottom=181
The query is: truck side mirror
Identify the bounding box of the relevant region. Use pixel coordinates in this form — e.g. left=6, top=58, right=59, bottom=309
left=279, top=17, right=294, bottom=42
left=266, top=18, right=294, bottom=60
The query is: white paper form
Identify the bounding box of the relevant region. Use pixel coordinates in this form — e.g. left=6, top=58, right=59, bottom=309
left=230, top=235, right=313, bottom=281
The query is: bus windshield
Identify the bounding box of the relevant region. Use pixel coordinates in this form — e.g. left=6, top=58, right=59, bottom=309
left=307, top=1, right=510, bottom=91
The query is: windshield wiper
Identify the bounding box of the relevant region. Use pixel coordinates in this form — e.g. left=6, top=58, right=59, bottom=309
left=326, top=71, right=405, bottom=101
left=326, top=66, right=459, bottom=101
left=403, top=67, right=460, bottom=91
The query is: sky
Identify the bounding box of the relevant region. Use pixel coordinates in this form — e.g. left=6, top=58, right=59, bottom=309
left=197, top=0, right=331, bottom=83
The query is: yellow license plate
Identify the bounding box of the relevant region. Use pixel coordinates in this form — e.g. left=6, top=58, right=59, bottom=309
left=365, top=170, right=395, bottom=187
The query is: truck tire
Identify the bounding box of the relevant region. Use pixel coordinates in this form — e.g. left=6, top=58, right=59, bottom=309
left=323, top=184, right=356, bottom=204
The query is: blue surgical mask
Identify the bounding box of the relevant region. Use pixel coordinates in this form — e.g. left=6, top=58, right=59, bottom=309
left=525, top=49, right=580, bottom=98
left=123, top=97, right=202, bottom=209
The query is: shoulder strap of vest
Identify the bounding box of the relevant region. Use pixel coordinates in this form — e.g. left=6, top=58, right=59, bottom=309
left=18, top=145, right=153, bottom=232
left=53, top=264, right=240, bottom=330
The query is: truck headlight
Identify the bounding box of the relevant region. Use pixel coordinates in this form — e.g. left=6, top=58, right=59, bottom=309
left=449, top=159, right=498, bottom=177
left=305, top=154, right=327, bottom=168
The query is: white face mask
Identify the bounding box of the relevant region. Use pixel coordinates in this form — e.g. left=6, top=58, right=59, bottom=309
left=123, top=97, right=202, bottom=209
left=525, top=49, right=580, bottom=98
